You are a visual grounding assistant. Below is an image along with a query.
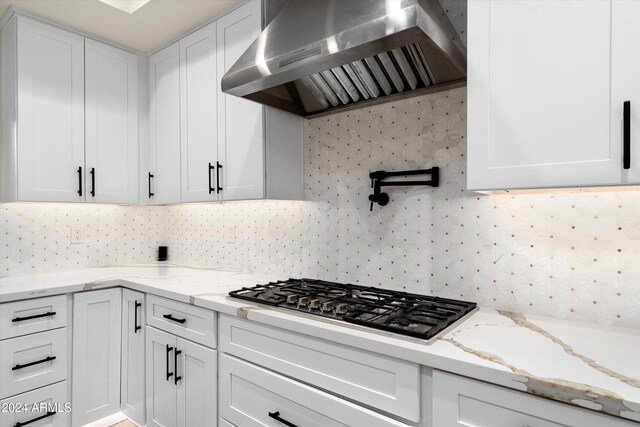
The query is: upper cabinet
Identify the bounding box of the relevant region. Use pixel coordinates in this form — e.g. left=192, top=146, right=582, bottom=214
left=467, top=0, right=640, bottom=191
left=148, top=43, right=181, bottom=204
left=1, top=14, right=140, bottom=203
left=146, top=0, right=303, bottom=204
left=85, top=39, right=139, bottom=204
left=4, top=16, right=85, bottom=202
left=180, top=22, right=218, bottom=203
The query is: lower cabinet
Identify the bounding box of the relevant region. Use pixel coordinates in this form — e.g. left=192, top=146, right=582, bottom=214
left=146, top=326, right=217, bottom=427
left=71, top=288, right=122, bottom=427
left=121, top=289, right=146, bottom=426
left=0, top=381, right=69, bottom=427
left=218, top=353, right=410, bottom=427
left=432, top=370, right=637, bottom=427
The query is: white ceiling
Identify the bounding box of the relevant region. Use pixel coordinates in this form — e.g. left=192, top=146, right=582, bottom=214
left=0, top=0, right=243, bottom=53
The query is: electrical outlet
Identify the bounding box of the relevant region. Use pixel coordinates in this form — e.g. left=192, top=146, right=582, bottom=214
left=70, top=226, right=83, bottom=244
left=228, top=225, right=237, bottom=244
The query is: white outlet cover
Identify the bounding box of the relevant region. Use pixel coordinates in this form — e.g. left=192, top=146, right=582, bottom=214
left=70, top=226, right=83, bottom=245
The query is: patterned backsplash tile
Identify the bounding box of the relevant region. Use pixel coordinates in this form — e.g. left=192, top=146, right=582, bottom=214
left=2, top=87, right=640, bottom=328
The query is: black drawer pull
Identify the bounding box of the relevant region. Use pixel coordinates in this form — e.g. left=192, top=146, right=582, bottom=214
left=148, top=172, right=155, bottom=198
left=13, top=411, right=56, bottom=427
left=216, top=161, right=223, bottom=193
left=134, top=300, right=142, bottom=333
left=90, top=167, right=96, bottom=197
left=12, top=311, right=56, bottom=322
left=12, top=356, right=56, bottom=371
left=269, top=411, right=298, bottom=427
left=77, top=166, right=83, bottom=196
left=624, top=100, right=631, bottom=170
left=163, top=314, right=186, bottom=324
left=166, top=345, right=174, bottom=380
left=208, top=162, right=215, bottom=194
left=174, top=348, right=182, bottom=384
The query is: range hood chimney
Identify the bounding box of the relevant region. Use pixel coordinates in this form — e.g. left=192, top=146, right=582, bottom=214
left=221, top=0, right=466, bottom=118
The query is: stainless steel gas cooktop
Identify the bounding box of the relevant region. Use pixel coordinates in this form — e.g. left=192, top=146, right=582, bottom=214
left=229, top=279, right=477, bottom=341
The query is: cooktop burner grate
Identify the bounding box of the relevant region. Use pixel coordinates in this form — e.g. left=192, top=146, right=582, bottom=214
left=229, top=278, right=477, bottom=340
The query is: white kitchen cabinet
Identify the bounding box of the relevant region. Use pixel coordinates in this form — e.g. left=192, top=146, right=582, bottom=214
left=467, top=0, right=640, bottom=191
left=176, top=337, right=217, bottom=427
left=216, top=0, right=303, bottom=201
left=0, top=381, right=69, bottom=427
left=85, top=39, right=139, bottom=204
left=219, top=354, right=410, bottom=427
left=179, top=22, right=218, bottom=202
left=121, top=289, right=145, bottom=426
left=146, top=326, right=217, bottom=427
left=149, top=42, right=182, bottom=204
left=71, top=288, right=122, bottom=427
left=2, top=15, right=85, bottom=202
left=432, top=370, right=637, bottom=427
left=146, top=327, right=177, bottom=427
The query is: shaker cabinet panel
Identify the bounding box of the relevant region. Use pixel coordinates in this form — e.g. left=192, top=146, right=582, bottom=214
left=149, top=43, right=182, bottom=204
left=176, top=338, right=216, bottom=427
left=146, top=326, right=177, bottom=427
left=72, top=289, right=122, bottom=427
left=467, top=0, right=627, bottom=190
left=15, top=16, right=85, bottom=202
left=85, top=39, right=139, bottom=204
left=217, top=0, right=265, bottom=200
left=180, top=22, right=218, bottom=202
left=121, top=289, right=146, bottom=426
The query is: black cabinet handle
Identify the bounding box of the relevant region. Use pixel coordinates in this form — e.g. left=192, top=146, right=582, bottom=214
left=148, top=172, right=155, bottom=198
left=13, top=411, right=56, bottom=427
left=12, top=356, right=56, bottom=371
left=268, top=411, right=298, bottom=427
left=209, top=163, right=215, bottom=194
left=163, top=314, right=186, bottom=324
left=624, top=100, right=631, bottom=170
left=12, top=311, right=56, bottom=322
left=174, top=348, right=182, bottom=384
left=134, top=300, right=142, bottom=333
left=77, top=166, right=82, bottom=196
left=166, top=345, right=173, bottom=380
left=90, top=167, right=96, bottom=197
left=216, top=161, right=223, bottom=193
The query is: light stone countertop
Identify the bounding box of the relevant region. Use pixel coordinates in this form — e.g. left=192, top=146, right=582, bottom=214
left=1, top=264, right=639, bottom=423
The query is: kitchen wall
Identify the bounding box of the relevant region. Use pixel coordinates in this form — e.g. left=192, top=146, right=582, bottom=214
left=0, top=203, right=164, bottom=275
left=2, top=87, right=640, bottom=328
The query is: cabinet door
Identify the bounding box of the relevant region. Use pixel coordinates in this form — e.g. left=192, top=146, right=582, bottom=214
left=432, top=370, right=636, bottom=427
left=121, top=289, right=145, bottom=426
left=85, top=39, right=139, bottom=204
left=467, top=0, right=618, bottom=190
left=72, top=289, right=122, bottom=427
left=149, top=43, right=181, bottom=204
left=612, top=0, right=640, bottom=183
left=16, top=16, right=85, bottom=202
left=146, top=326, right=177, bottom=427
left=217, top=0, right=265, bottom=200
left=180, top=22, right=218, bottom=202
left=176, top=337, right=217, bottom=427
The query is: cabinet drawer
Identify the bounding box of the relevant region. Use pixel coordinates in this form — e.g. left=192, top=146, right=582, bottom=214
left=0, top=381, right=69, bottom=427
left=146, top=294, right=216, bottom=348
left=433, top=371, right=637, bottom=427
left=219, top=354, right=410, bottom=427
left=219, top=315, right=420, bottom=422
left=0, top=328, right=68, bottom=399
left=0, top=295, right=67, bottom=340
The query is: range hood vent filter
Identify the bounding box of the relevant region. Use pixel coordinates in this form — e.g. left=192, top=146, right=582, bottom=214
left=222, top=0, right=466, bottom=117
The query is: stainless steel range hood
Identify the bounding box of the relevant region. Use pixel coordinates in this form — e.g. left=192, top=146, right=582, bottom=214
left=221, top=0, right=466, bottom=118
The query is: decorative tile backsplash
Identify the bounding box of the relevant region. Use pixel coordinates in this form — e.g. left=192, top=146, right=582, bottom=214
left=2, top=86, right=640, bottom=328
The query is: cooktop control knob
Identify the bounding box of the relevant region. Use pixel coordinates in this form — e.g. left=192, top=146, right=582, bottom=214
left=298, top=296, right=310, bottom=307
left=286, top=295, right=298, bottom=304
left=335, top=303, right=348, bottom=314
left=321, top=301, right=335, bottom=312
left=309, top=299, right=321, bottom=309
